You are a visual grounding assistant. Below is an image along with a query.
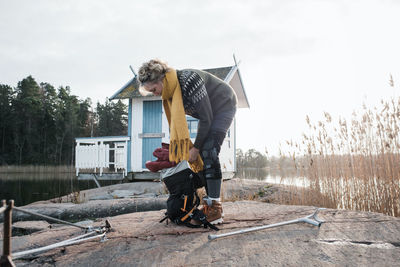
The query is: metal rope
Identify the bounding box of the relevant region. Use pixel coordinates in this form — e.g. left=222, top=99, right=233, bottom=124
left=12, top=231, right=106, bottom=259
left=13, top=207, right=91, bottom=231
left=2, top=200, right=111, bottom=264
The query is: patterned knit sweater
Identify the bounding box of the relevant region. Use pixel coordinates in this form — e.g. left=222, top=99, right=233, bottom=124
left=177, top=69, right=238, bottom=149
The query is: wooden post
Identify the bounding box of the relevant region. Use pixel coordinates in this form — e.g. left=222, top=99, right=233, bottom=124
left=0, top=200, right=16, bottom=267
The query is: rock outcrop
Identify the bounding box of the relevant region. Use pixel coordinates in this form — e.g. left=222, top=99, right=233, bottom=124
left=2, top=179, right=399, bottom=266
left=5, top=201, right=400, bottom=266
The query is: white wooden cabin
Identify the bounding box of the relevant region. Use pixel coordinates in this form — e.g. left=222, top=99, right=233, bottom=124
left=75, top=62, right=249, bottom=180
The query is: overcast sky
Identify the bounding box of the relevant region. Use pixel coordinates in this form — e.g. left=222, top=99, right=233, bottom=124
left=1, top=0, right=400, bottom=155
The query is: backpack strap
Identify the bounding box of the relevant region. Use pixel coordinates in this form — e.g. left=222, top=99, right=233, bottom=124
left=180, top=206, right=196, bottom=222
left=190, top=209, right=219, bottom=231
left=159, top=215, right=169, bottom=223
left=178, top=190, right=201, bottom=222
left=160, top=209, right=219, bottom=231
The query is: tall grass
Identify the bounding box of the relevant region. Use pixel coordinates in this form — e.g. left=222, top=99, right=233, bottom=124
left=282, top=97, right=400, bottom=217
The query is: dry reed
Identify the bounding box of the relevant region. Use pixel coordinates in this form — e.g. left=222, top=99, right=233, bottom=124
left=281, top=97, right=400, bottom=217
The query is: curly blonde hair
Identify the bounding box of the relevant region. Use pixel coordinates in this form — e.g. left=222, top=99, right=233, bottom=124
left=138, top=59, right=171, bottom=85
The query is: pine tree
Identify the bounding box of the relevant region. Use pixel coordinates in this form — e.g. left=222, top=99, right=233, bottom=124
left=0, top=84, right=14, bottom=164
left=12, top=76, right=43, bottom=164
left=96, top=99, right=127, bottom=137
left=39, top=82, right=58, bottom=164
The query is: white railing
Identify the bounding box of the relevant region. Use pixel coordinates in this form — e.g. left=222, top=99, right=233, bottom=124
left=75, top=136, right=130, bottom=177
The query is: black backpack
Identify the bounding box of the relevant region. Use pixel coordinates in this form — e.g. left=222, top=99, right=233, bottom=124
left=160, top=162, right=218, bottom=231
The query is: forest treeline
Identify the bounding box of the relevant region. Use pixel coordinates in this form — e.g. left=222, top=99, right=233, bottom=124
left=236, top=148, right=268, bottom=168
left=0, top=76, right=127, bottom=165
left=235, top=148, right=295, bottom=178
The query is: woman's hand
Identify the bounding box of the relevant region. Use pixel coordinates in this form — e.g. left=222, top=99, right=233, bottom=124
left=188, top=147, right=200, bottom=163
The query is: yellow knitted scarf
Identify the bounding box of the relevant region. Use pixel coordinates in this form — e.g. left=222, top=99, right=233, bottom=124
left=162, top=69, right=203, bottom=173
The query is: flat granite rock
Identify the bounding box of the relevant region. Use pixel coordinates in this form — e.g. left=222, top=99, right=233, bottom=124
left=11, top=220, right=51, bottom=236
left=46, top=182, right=166, bottom=203
left=6, top=201, right=400, bottom=267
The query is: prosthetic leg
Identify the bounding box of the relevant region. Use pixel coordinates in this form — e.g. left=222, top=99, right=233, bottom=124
left=200, top=131, right=226, bottom=224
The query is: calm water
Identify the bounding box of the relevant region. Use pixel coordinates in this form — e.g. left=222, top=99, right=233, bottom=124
left=0, top=172, right=121, bottom=206
left=237, top=167, right=308, bottom=187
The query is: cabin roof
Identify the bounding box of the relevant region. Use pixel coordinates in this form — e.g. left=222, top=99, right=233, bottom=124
left=110, top=65, right=250, bottom=108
